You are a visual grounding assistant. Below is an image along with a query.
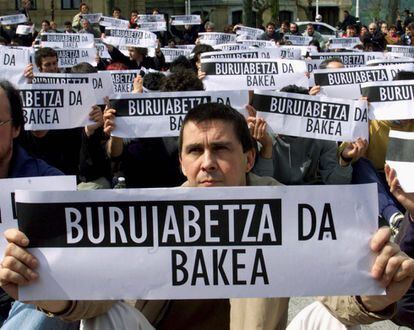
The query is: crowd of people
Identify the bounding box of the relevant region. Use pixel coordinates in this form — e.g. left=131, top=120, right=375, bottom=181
left=0, top=1, right=413, bottom=329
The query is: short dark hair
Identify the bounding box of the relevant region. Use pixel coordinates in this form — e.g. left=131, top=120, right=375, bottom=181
left=35, top=47, right=57, bottom=69
left=41, top=19, right=50, bottom=26
left=280, top=85, right=309, bottom=95
left=71, top=62, right=97, bottom=73
left=112, top=7, right=121, bottom=13
left=143, top=72, right=166, bottom=91
left=64, top=21, right=72, bottom=26
left=393, top=71, right=414, bottom=81
left=266, top=22, right=276, bottom=28
left=170, top=55, right=193, bottom=73
left=160, top=69, right=204, bottom=92
left=79, top=2, right=88, bottom=10
left=179, top=103, right=254, bottom=155
left=0, top=80, right=24, bottom=133
left=319, top=57, right=343, bottom=69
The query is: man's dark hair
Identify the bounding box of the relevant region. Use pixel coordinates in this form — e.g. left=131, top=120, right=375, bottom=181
left=307, top=23, right=314, bottom=28
left=71, top=62, right=97, bottom=73
left=0, top=80, right=24, bottom=133
left=266, top=22, right=276, bottom=28
left=64, top=21, right=72, bottom=26
left=41, top=19, right=50, bottom=26
left=393, top=71, right=414, bottom=81
left=143, top=72, right=166, bottom=91
left=112, top=7, right=121, bottom=13
left=170, top=55, right=193, bottom=73
left=160, top=69, right=204, bottom=92
left=35, top=47, right=57, bottom=68
left=319, top=57, right=343, bottom=69
left=280, top=85, right=309, bottom=95
left=178, top=103, right=254, bottom=154
left=191, top=44, right=215, bottom=58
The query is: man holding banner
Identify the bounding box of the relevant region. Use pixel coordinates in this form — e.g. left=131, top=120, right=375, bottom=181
left=1, top=103, right=414, bottom=329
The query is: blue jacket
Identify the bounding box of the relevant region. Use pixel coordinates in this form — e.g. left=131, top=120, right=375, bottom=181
left=8, top=143, right=63, bottom=178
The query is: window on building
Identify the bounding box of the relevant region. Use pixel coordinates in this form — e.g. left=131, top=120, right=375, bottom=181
left=61, top=0, right=81, bottom=10
left=279, top=11, right=293, bottom=23
left=15, top=0, right=37, bottom=10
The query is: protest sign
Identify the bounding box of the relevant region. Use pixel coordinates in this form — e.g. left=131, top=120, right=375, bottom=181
left=201, top=58, right=308, bottom=91
left=56, top=48, right=97, bottom=68
left=283, top=35, right=312, bottom=46
left=313, top=64, right=414, bottom=99
left=0, top=176, right=76, bottom=252
left=79, top=13, right=102, bottom=24
left=99, top=16, right=129, bottom=29
left=309, top=52, right=384, bottom=69
left=161, top=48, right=191, bottom=63
left=16, top=24, right=34, bottom=35
left=386, top=130, right=414, bottom=192
left=0, top=46, right=31, bottom=85
left=235, top=26, right=264, bottom=40
left=104, top=28, right=157, bottom=48
left=366, top=57, right=414, bottom=66
left=32, top=73, right=112, bottom=105
left=19, top=83, right=96, bottom=130
left=0, top=14, right=27, bottom=25
left=109, top=90, right=249, bottom=138
left=95, top=40, right=111, bottom=59
left=15, top=183, right=381, bottom=301
left=239, top=39, right=276, bottom=48
left=138, top=21, right=167, bottom=32
left=361, top=80, right=414, bottom=120
left=279, top=45, right=310, bottom=59
left=176, top=44, right=196, bottom=50
left=137, top=14, right=165, bottom=23
left=214, top=43, right=250, bottom=52
left=40, top=33, right=95, bottom=48
left=328, top=37, right=361, bottom=50
left=387, top=45, right=414, bottom=58
left=201, top=48, right=282, bottom=60
left=252, top=91, right=369, bottom=142
left=198, top=32, right=237, bottom=46
left=100, top=69, right=142, bottom=94
left=171, top=15, right=201, bottom=25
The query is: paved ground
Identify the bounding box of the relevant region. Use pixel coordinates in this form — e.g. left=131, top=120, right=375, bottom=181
left=288, top=296, right=410, bottom=329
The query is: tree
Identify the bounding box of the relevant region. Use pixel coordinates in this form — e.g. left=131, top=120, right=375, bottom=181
left=251, top=0, right=280, bottom=27
left=296, top=0, right=313, bottom=21
left=243, top=0, right=254, bottom=27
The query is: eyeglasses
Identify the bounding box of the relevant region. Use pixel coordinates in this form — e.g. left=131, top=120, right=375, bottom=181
left=0, top=119, right=12, bottom=127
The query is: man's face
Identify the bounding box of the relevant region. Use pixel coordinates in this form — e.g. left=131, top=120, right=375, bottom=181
left=82, top=20, right=90, bottom=30
left=64, top=24, right=72, bottom=32
left=289, top=23, right=297, bottom=33
left=130, top=12, right=138, bottom=22
left=113, top=10, right=121, bottom=19
left=80, top=5, right=88, bottom=14
left=266, top=24, right=275, bottom=35
left=0, top=88, right=19, bottom=172
left=306, top=25, right=314, bottom=35
left=128, top=47, right=144, bottom=62
left=41, top=22, right=49, bottom=31
left=40, top=56, right=59, bottom=73
left=381, top=23, right=388, bottom=34
left=346, top=27, right=356, bottom=37
left=180, top=119, right=255, bottom=187
left=326, top=61, right=345, bottom=69
left=368, top=23, right=377, bottom=34
left=281, top=23, right=288, bottom=33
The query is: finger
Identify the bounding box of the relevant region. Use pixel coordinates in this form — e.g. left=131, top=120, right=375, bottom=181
left=1, top=256, right=38, bottom=282
left=4, top=243, right=38, bottom=269
left=4, top=229, right=29, bottom=247
left=384, top=164, right=391, bottom=183
left=392, top=257, right=414, bottom=283
left=245, top=105, right=257, bottom=117
left=371, top=226, right=392, bottom=252
left=371, top=241, right=399, bottom=280
left=382, top=253, right=406, bottom=287
left=0, top=267, right=30, bottom=286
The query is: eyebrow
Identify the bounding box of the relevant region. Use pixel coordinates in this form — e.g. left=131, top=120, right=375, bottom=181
left=184, top=141, right=234, bottom=152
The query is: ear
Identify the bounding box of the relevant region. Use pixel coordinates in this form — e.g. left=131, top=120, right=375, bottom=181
left=245, top=148, right=255, bottom=173
left=12, top=125, right=20, bottom=139
left=179, top=155, right=187, bottom=178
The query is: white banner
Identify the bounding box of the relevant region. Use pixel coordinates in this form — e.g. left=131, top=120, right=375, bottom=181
left=16, top=184, right=381, bottom=300
left=99, top=69, right=142, bottom=94
left=0, top=46, right=31, bottom=85
left=366, top=57, right=414, bottom=66
left=0, top=176, right=76, bottom=252
left=0, top=14, right=27, bottom=25
left=40, top=33, right=95, bottom=49
left=80, top=13, right=103, bottom=24
left=313, top=64, right=414, bottom=99
left=103, top=28, right=157, bottom=48
left=16, top=24, right=34, bottom=35
left=235, top=26, right=263, bottom=40
left=283, top=35, right=312, bottom=46
left=171, top=15, right=202, bottom=26
left=109, top=90, right=249, bottom=138
left=137, top=21, right=167, bottom=32
left=56, top=48, right=97, bottom=68
left=95, top=41, right=111, bottom=59
left=279, top=45, right=309, bottom=59
left=201, top=49, right=282, bottom=60
left=386, top=130, right=414, bottom=192
left=19, top=83, right=96, bottom=130
left=214, top=43, right=250, bottom=52
left=239, top=39, right=275, bottom=48
left=361, top=80, right=414, bottom=120
left=201, top=58, right=308, bottom=91
left=99, top=16, right=129, bottom=29
left=198, top=32, right=237, bottom=46
left=387, top=45, right=414, bottom=58
left=137, top=14, right=165, bottom=23
left=161, top=48, right=191, bottom=63
left=252, top=91, right=369, bottom=142
left=328, top=37, right=361, bottom=50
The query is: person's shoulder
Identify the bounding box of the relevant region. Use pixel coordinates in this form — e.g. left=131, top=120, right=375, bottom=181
left=247, top=172, right=283, bottom=186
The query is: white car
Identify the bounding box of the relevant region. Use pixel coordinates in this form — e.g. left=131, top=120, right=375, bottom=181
left=296, top=21, right=341, bottom=42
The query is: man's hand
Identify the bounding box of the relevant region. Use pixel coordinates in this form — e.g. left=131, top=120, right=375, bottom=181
left=133, top=75, right=143, bottom=93
left=360, top=227, right=414, bottom=312
left=308, top=85, right=321, bottom=96
left=246, top=105, right=273, bottom=159
left=23, top=64, right=34, bottom=82
left=340, top=138, right=368, bottom=165
left=85, top=105, right=104, bottom=137
left=385, top=164, right=414, bottom=218
left=103, top=107, right=117, bottom=136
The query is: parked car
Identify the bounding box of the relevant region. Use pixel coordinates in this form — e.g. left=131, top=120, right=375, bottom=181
left=296, top=21, right=341, bottom=42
